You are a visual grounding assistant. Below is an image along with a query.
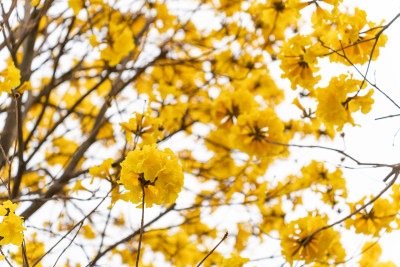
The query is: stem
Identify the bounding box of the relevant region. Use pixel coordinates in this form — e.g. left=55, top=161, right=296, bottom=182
left=136, top=183, right=145, bottom=267
left=196, top=231, right=228, bottom=267
left=0, top=247, right=14, bottom=267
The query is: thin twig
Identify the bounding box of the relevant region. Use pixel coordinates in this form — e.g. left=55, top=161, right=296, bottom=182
left=86, top=203, right=176, bottom=267
left=196, top=231, right=228, bottom=267
left=32, top=187, right=112, bottom=267
left=51, top=221, right=83, bottom=267
left=136, top=183, right=146, bottom=267
left=262, top=139, right=387, bottom=167
left=0, top=247, right=14, bottom=267
left=375, top=114, right=400, bottom=120
left=21, top=240, right=29, bottom=267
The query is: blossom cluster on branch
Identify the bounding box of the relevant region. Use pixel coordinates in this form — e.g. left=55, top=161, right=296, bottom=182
left=0, top=0, right=398, bottom=266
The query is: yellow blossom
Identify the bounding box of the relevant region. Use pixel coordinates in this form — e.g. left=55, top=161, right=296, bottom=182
left=1, top=200, right=18, bottom=213
left=345, top=197, right=397, bottom=236
left=313, top=7, right=387, bottom=65
left=0, top=203, right=26, bottom=246
left=220, top=255, right=249, bottom=267
left=280, top=35, right=323, bottom=90
left=81, top=224, right=96, bottom=239
left=234, top=108, right=288, bottom=157
left=0, top=60, right=21, bottom=94
left=120, top=145, right=184, bottom=207
left=280, top=215, right=345, bottom=264
left=12, top=233, right=45, bottom=267
left=72, top=180, right=89, bottom=193
left=359, top=242, right=396, bottom=267
left=89, top=158, right=114, bottom=182
left=315, top=75, right=372, bottom=131
left=212, top=89, right=259, bottom=128
left=100, top=27, right=135, bottom=66
left=68, top=0, right=83, bottom=16
left=119, top=111, right=163, bottom=146
left=234, top=223, right=252, bottom=252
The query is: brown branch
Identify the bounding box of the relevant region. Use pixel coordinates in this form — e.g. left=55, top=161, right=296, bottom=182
left=21, top=110, right=107, bottom=219
left=11, top=95, right=24, bottom=200
left=21, top=240, right=29, bottom=267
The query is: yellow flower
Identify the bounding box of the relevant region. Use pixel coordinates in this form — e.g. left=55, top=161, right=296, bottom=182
left=159, top=102, right=188, bottom=134
left=320, top=0, right=342, bottom=5
left=0, top=60, right=21, bottom=94
left=119, top=111, right=163, bottom=146
left=145, top=231, right=208, bottom=266
left=100, top=27, right=135, bottom=66
left=120, top=145, right=184, bottom=207
left=46, top=137, right=83, bottom=167
left=359, top=241, right=396, bottom=267
left=31, top=0, right=41, bottom=6
left=72, top=180, right=89, bottom=193
left=250, top=0, right=307, bottom=43
left=234, top=108, right=288, bottom=157
left=81, top=224, right=96, bottom=239
left=234, top=223, right=252, bottom=252
left=315, top=75, right=372, bottom=131
left=300, top=161, right=347, bottom=205
left=280, top=215, right=345, bottom=264
left=220, top=255, right=249, bottom=267
left=349, top=89, right=374, bottom=114
left=0, top=212, right=26, bottom=246
left=279, top=35, right=322, bottom=90
left=12, top=233, right=45, bottom=267
left=89, top=158, right=114, bottom=182
left=345, top=197, right=397, bottom=237
left=68, top=0, right=83, bottom=15
left=231, top=69, right=284, bottom=106
left=258, top=202, right=286, bottom=234
left=313, top=7, right=387, bottom=65
left=1, top=200, right=18, bottom=213
left=212, top=89, right=258, bottom=128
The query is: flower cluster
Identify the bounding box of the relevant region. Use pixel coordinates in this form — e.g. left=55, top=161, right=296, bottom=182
left=119, top=111, right=163, bottom=147
left=0, top=201, right=26, bottom=258
left=0, top=0, right=393, bottom=265
left=280, top=215, right=345, bottom=264
left=120, top=145, right=184, bottom=207
left=0, top=60, right=20, bottom=94
left=234, top=108, right=288, bottom=157
left=345, top=196, right=399, bottom=237
left=315, top=75, right=374, bottom=131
